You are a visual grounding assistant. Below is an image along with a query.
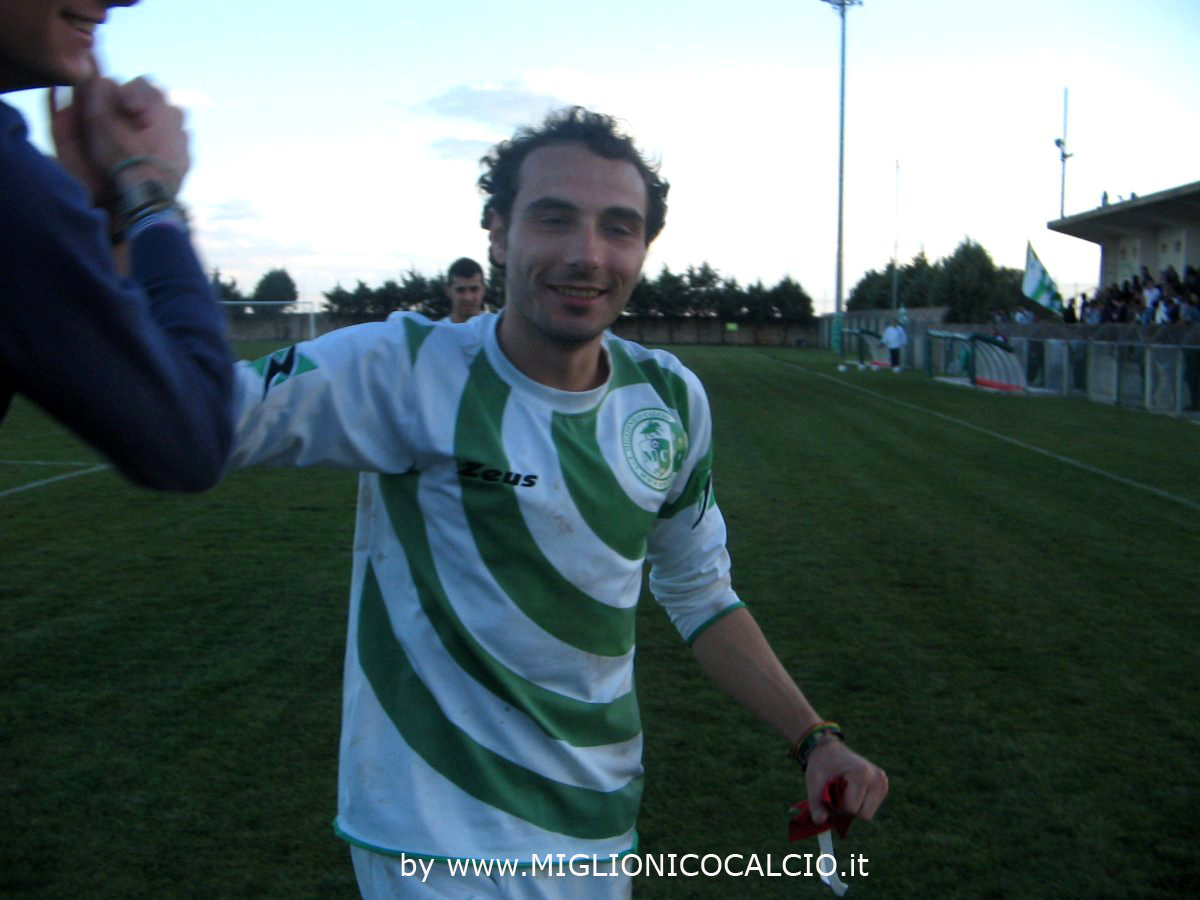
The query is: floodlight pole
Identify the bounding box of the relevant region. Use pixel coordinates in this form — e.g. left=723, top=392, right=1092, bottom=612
left=822, top=0, right=860, bottom=320
left=892, top=158, right=900, bottom=310
left=1055, top=87, right=1072, bottom=218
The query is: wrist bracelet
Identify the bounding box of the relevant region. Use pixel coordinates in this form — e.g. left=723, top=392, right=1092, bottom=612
left=116, top=177, right=173, bottom=213
left=122, top=205, right=189, bottom=243
left=112, top=178, right=174, bottom=240
left=788, top=721, right=844, bottom=771
left=109, top=155, right=181, bottom=187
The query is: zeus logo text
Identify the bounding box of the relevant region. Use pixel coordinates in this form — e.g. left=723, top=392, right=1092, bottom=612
left=457, top=460, right=539, bottom=488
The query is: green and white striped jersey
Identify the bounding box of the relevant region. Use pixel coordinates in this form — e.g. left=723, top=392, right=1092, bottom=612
left=231, top=311, right=743, bottom=863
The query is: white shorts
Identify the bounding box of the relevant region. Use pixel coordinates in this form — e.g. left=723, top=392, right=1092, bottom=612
left=351, top=847, right=634, bottom=900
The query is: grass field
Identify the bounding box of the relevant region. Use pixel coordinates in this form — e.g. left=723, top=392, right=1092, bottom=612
left=2, top=343, right=1198, bottom=898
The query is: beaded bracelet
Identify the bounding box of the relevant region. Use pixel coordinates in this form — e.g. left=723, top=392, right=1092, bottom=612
left=787, top=721, right=844, bottom=771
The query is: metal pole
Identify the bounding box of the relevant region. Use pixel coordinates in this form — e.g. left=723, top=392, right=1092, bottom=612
left=891, top=159, right=899, bottom=310
left=835, top=5, right=847, bottom=316
left=1055, top=87, right=1071, bottom=218
left=822, top=0, right=860, bottom=319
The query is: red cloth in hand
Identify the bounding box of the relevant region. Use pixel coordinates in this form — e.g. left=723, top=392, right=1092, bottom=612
left=788, top=776, right=854, bottom=841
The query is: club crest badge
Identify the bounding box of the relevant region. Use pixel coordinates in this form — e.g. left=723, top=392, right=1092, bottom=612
left=621, top=408, right=687, bottom=491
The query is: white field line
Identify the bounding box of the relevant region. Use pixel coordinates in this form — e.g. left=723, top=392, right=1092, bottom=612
left=0, top=459, right=102, bottom=467
left=763, top=354, right=1200, bottom=515
left=0, top=464, right=110, bottom=499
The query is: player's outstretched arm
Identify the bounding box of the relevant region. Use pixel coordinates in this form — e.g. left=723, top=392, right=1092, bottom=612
left=690, top=607, right=888, bottom=825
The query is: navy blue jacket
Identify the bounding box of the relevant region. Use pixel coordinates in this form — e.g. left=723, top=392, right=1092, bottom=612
left=0, top=99, right=233, bottom=491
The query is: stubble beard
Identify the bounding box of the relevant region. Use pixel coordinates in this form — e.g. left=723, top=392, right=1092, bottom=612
left=535, top=293, right=627, bottom=349
left=505, top=276, right=625, bottom=349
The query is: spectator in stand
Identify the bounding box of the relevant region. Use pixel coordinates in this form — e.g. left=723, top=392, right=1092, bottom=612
left=1144, top=277, right=1162, bottom=316
left=1182, top=293, right=1200, bottom=412
left=1169, top=288, right=1185, bottom=324
left=1100, top=288, right=1120, bottom=323
left=1154, top=291, right=1177, bottom=325
left=1063, top=296, right=1078, bottom=323
left=1184, top=265, right=1200, bottom=296
left=1136, top=289, right=1155, bottom=324
left=1179, top=291, right=1200, bottom=324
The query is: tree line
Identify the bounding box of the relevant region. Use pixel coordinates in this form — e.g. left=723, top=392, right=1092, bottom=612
left=847, top=239, right=1029, bottom=323
left=213, top=237, right=1032, bottom=326
left=210, top=262, right=817, bottom=325
left=210, top=267, right=298, bottom=319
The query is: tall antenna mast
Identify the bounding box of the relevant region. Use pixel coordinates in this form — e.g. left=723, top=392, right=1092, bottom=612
left=1054, top=87, right=1072, bottom=218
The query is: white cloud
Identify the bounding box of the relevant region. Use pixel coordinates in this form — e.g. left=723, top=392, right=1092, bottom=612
left=424, top=81, right=569, bottom=129
left=430, top=137, right=494, bottom=162
left=204, top=199, right=260, bottom=223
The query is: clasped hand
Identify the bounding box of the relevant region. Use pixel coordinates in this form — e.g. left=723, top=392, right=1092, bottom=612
left=49, top=59, right=189, bottom=211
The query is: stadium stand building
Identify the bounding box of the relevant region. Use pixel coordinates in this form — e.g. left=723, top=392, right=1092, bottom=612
left=1049, top=179, right=1200, bottom=288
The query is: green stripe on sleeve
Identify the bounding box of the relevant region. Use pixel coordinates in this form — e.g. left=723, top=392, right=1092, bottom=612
left=401, top=316, right=436, bottom=366
left=683, top=601, right=747, bottom=647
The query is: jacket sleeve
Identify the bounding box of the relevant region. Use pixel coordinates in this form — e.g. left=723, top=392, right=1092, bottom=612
left=0, top=105, right=233, bottom=491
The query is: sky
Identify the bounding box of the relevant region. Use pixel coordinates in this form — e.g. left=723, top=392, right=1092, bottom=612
left=9, top=0, right=1200, bottom=313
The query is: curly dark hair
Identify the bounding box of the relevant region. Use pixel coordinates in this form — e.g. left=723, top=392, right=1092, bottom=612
left=478, top=106, right=669, bottom=246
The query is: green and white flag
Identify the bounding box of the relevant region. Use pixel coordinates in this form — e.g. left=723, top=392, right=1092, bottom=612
left=1022, top=242, right=1063, bottom=313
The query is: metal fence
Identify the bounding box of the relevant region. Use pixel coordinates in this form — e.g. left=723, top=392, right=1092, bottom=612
left=955, top=336, right=1200, bottom=420
left=1009, top=336, right=1200, bottom=416
left=883, top=322, right=1200, bottom=418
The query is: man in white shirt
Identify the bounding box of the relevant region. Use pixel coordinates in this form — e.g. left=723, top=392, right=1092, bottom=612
left=880, top=318, right=908, bottom=370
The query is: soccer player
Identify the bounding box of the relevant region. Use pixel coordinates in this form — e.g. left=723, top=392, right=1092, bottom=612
left=230, top=107, right=887, bottom=898
left=0, top=1, right=232, bottom=490
left=443, top=256, right=487, bottom=323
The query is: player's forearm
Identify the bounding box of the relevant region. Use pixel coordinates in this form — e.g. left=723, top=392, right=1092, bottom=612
left=0, top=150, right=232, bottom=489
left=690, top=606, right=822, bottom=744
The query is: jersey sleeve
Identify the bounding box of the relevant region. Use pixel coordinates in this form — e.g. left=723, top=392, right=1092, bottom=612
left=229, top=320, right=418, bottom=473
left=646, top=368, right=743, bottom=643
left=0, top=105, right=233, bottom=491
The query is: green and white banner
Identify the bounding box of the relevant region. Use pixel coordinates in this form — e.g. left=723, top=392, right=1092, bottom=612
left=1021, top=242, right=1063, bottom=313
